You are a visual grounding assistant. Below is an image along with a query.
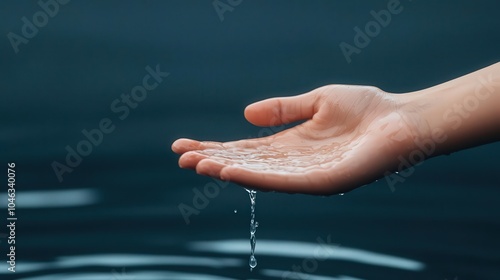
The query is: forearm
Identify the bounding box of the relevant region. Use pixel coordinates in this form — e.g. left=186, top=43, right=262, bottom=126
left=400, top=62, right=500, bottom=157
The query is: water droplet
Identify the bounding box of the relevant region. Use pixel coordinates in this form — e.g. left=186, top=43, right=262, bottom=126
left=233, top=209, right=237, bottom=214
left=339, top=193, right=344, bottom=196
left=249, top=255, right=257, bottom=271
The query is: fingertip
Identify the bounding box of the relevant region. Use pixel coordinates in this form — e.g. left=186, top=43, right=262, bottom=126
left=195, top=159, right=212, bottom=176
left=171, top=138, right=205, bottom=154
left=196, top=159, right=227, bottom=179
left=178, top=151, right=207, bottom=169
left=219, top=167, right=232, bottom=181
left=219, top=167, right=230, bottom=181
left=171, top=138, right=184, bottom=153
left=244, top=93, right=317, bottom=127
left=243, top=105, right=252, bottom=121
left=243, top=101, right=263, bottom=126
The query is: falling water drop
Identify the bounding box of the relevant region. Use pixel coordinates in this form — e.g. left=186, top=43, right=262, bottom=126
left=234, top=209, right=238, bottom=214
left=339, top=193, right=344, bottom=196
left=245, top=188, right=258, bottom=271
left=249, top=255, right=257, bottom=270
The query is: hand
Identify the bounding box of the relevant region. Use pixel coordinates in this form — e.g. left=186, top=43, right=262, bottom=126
left=172, top=85, right=424, bottom=195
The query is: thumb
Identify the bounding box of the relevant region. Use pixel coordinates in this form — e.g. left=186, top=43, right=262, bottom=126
left=244, top=91, right=319, bottom=127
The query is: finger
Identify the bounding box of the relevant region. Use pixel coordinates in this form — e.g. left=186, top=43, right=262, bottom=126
left=219, top=167, right=336, bottom=195
left=195, top=158, right=228, bottom=179
left=178, top=151, right=208, bottom=169
left=171, top=138, right=224, bottom=154
left=244, top=91, right=319, bottom=127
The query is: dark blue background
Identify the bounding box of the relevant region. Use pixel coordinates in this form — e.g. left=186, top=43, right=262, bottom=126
left=1, top=1, right=499, bottom=279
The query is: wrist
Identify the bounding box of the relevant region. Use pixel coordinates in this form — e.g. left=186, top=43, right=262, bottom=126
left=397, top=62, right=500, bottom=157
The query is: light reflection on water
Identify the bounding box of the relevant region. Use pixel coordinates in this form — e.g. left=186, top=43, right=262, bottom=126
left=189, top=239, right=425, bottom=271
left=17, top=271, right=237, bottom=280
left=0, top=188, right=99, bottom=208
left=262, top=269, right=364, bottom=280
left=55, top=254, right=242, bottom=268
left=2, top=240, right=423, bottom=279
left=0, top=254, right=242, bottom=275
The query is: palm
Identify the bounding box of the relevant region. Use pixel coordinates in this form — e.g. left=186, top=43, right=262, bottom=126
left=172, top=85, right=418, bottom=195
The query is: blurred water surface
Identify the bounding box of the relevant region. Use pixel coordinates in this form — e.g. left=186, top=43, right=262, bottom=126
left=1, top=1, right=500, bottom=279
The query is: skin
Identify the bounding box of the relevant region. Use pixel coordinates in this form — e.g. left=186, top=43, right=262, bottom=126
left=172, top=62, right=500, bottom=195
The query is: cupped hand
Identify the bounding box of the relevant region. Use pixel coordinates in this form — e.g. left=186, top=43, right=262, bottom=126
left=172, top=85, right=424, bottom=195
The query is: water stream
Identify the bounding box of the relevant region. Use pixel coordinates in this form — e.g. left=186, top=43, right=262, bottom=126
left=245, top=188, right=258, bottom=271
